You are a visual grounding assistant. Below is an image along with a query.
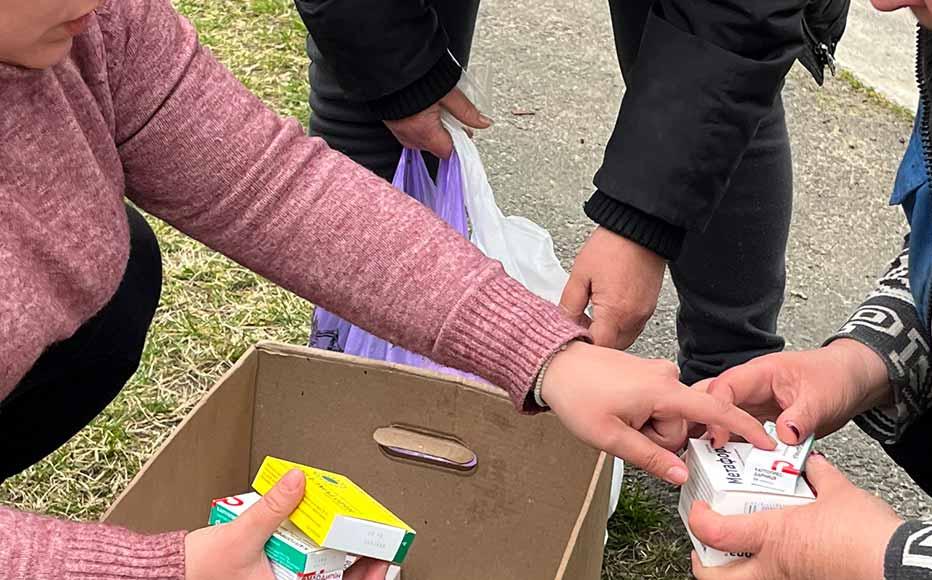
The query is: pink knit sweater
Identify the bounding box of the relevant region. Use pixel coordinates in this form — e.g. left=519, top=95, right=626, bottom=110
left=0, top=0, right=586, bottom=576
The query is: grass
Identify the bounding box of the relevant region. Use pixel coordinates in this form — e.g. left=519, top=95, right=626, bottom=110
left=603, top=471, right=693, bottom=579
left=0, top=1, right=691, bottom=578
left=838, top=69, right=915, bottom=122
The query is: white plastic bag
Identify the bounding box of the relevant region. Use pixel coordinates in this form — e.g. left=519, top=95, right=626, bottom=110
left=443, top=113, right=625, bottom=531
left=443, top=116, right=569, bottom=304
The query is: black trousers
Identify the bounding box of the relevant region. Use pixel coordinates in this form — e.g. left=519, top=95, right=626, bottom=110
left=670, top=98, right=792, bottom=384
left=0, top=206, right=161, bottom=481
left=609, top=0, right=793, bottom=384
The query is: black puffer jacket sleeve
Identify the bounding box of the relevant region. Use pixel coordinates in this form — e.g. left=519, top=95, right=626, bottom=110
left=587, top=0, right=844, bottom=260
left=294, top=0, right=461, bottom=120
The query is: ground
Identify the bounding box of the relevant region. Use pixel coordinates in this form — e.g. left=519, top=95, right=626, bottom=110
left=2, top=1, right=932, bottom=579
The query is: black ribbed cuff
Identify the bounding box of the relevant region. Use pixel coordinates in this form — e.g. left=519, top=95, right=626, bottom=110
left=369, top=53, right=462, bottom=120
left=584, top=191, right=686, bottom=260
left=885, top=520, right=925, bottom=580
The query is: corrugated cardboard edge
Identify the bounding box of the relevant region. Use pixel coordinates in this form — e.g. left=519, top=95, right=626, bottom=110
left=101, top=345, right=261, bottom=523
left=554, top=451, right=609, bottom=580
left=253, top=341, right=512, bottom=402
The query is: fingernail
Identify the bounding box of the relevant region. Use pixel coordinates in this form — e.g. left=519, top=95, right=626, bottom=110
left=811, top=450, right=824, bottom=458
left=665, top=466, right=688, bottom=485
left=479, top=113, right=493, bottom=126
left=787, top=422, right=801, bottom=442
left=280, top=469, right=304, bottom=492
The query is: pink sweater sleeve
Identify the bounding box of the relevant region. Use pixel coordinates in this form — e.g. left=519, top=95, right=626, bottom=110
left=0, top=506, right=185, bottom=579
left=96, top=0, right=587, bottom=406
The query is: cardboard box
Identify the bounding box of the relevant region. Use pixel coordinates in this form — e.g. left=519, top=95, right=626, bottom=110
left=103, top=342, right=611, bottom=579
left=209, top=492, right=347, bottom=580
left=678, top=439, right=815, bottom=567
left=252, top=457, right=416, bottom=564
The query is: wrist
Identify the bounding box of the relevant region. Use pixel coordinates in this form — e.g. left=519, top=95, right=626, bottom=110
left=533, top=343, right=571, bottom=408
left=824, top=339, right=892, bottom=414
left=866, top=516, right=905, bottom=580
left=372, top=52, right=461, bottom=120
left=583, top=192, right=686, bottom=261
left=539, top=341, right=590, bottom=406
left=881, top=520, right=918, bottom=580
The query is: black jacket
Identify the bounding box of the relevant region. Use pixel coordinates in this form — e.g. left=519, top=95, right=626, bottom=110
left=294, top=0, right=474, bottom=121
left=295, top=0, right=848, bottom=260
left=585, top=0, right=849, bottom=259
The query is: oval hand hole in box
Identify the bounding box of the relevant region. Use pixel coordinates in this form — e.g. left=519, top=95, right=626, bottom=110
left=373, top=425, right=478, bottom=473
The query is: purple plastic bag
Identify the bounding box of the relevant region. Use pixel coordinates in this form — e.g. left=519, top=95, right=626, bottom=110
left=309, top=149, right=483, bottom=382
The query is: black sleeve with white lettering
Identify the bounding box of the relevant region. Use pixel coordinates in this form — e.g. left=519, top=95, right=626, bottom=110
left=887, top=521, right=932, bottom=579
left=825, top=238, right=932, bottom=444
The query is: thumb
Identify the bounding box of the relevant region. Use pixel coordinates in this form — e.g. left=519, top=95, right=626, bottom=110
left=441, top=88, right=492, bottom=130
left=804, top=453, right=850, bottom=495
left=589, top=306, right=623, bottom=349
left=559, top=271, right=592, bottom=326
left=345, top=559, right=392, bottom=580
left=688, top=501, right=769, bottom=555
left=233, top=469, right=305, bottom=552
left=775, top=401, right=819, bottom=445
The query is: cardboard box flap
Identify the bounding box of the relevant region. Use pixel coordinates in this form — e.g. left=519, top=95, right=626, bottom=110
left=103, top=347, right=260, bottom=532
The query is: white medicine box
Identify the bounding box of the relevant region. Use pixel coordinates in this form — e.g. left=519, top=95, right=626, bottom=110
left=678, top=438, right=815, bottom=567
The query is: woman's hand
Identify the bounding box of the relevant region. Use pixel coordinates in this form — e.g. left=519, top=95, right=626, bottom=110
left=688, top=454, right=903, bottom=580
left=542, top=342, right=775, bottom=485
left=185, top=469, right=389, bottom=580
left=699, top=339, right=891, bottom=447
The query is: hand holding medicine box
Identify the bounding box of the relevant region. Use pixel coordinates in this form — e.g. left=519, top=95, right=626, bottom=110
left=209, top=492, right=347, bottom=580
left=253, top=456, right=416, bottom=566
left=678, top=423, right=816, bottom=567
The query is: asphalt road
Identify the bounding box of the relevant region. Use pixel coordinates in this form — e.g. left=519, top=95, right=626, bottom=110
left=837, top=0, right=918, bottom=111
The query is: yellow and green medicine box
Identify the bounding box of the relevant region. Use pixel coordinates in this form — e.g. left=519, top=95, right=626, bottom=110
left=253, top=456, right=416, bottom=565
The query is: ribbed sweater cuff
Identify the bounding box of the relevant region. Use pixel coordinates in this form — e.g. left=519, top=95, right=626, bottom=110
left=584, top=190, right=686, bottom=261
left=60, top=525, right=186, bottom=580
left=370, top=52, right=462, bottom=120
left=434, top=274, right=590, bottom=413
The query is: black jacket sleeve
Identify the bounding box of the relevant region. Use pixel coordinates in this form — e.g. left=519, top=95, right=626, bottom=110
left=826, top=239, right=932, bottom=446
left=294, top=0, right=462, bottom=120
left=586, top=0, right=808, bottom=260
left=886, top=521, right=932, bottom=579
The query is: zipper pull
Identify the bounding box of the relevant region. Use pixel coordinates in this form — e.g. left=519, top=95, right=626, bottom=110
left=819, top=43, right=837, bottom=77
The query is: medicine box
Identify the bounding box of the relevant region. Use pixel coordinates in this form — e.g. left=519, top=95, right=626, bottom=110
left=253, top=456, right=416, bottom=565
left=209, top=492, right=347, bottom=580
left=678, top=438, right=815, bottom=567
